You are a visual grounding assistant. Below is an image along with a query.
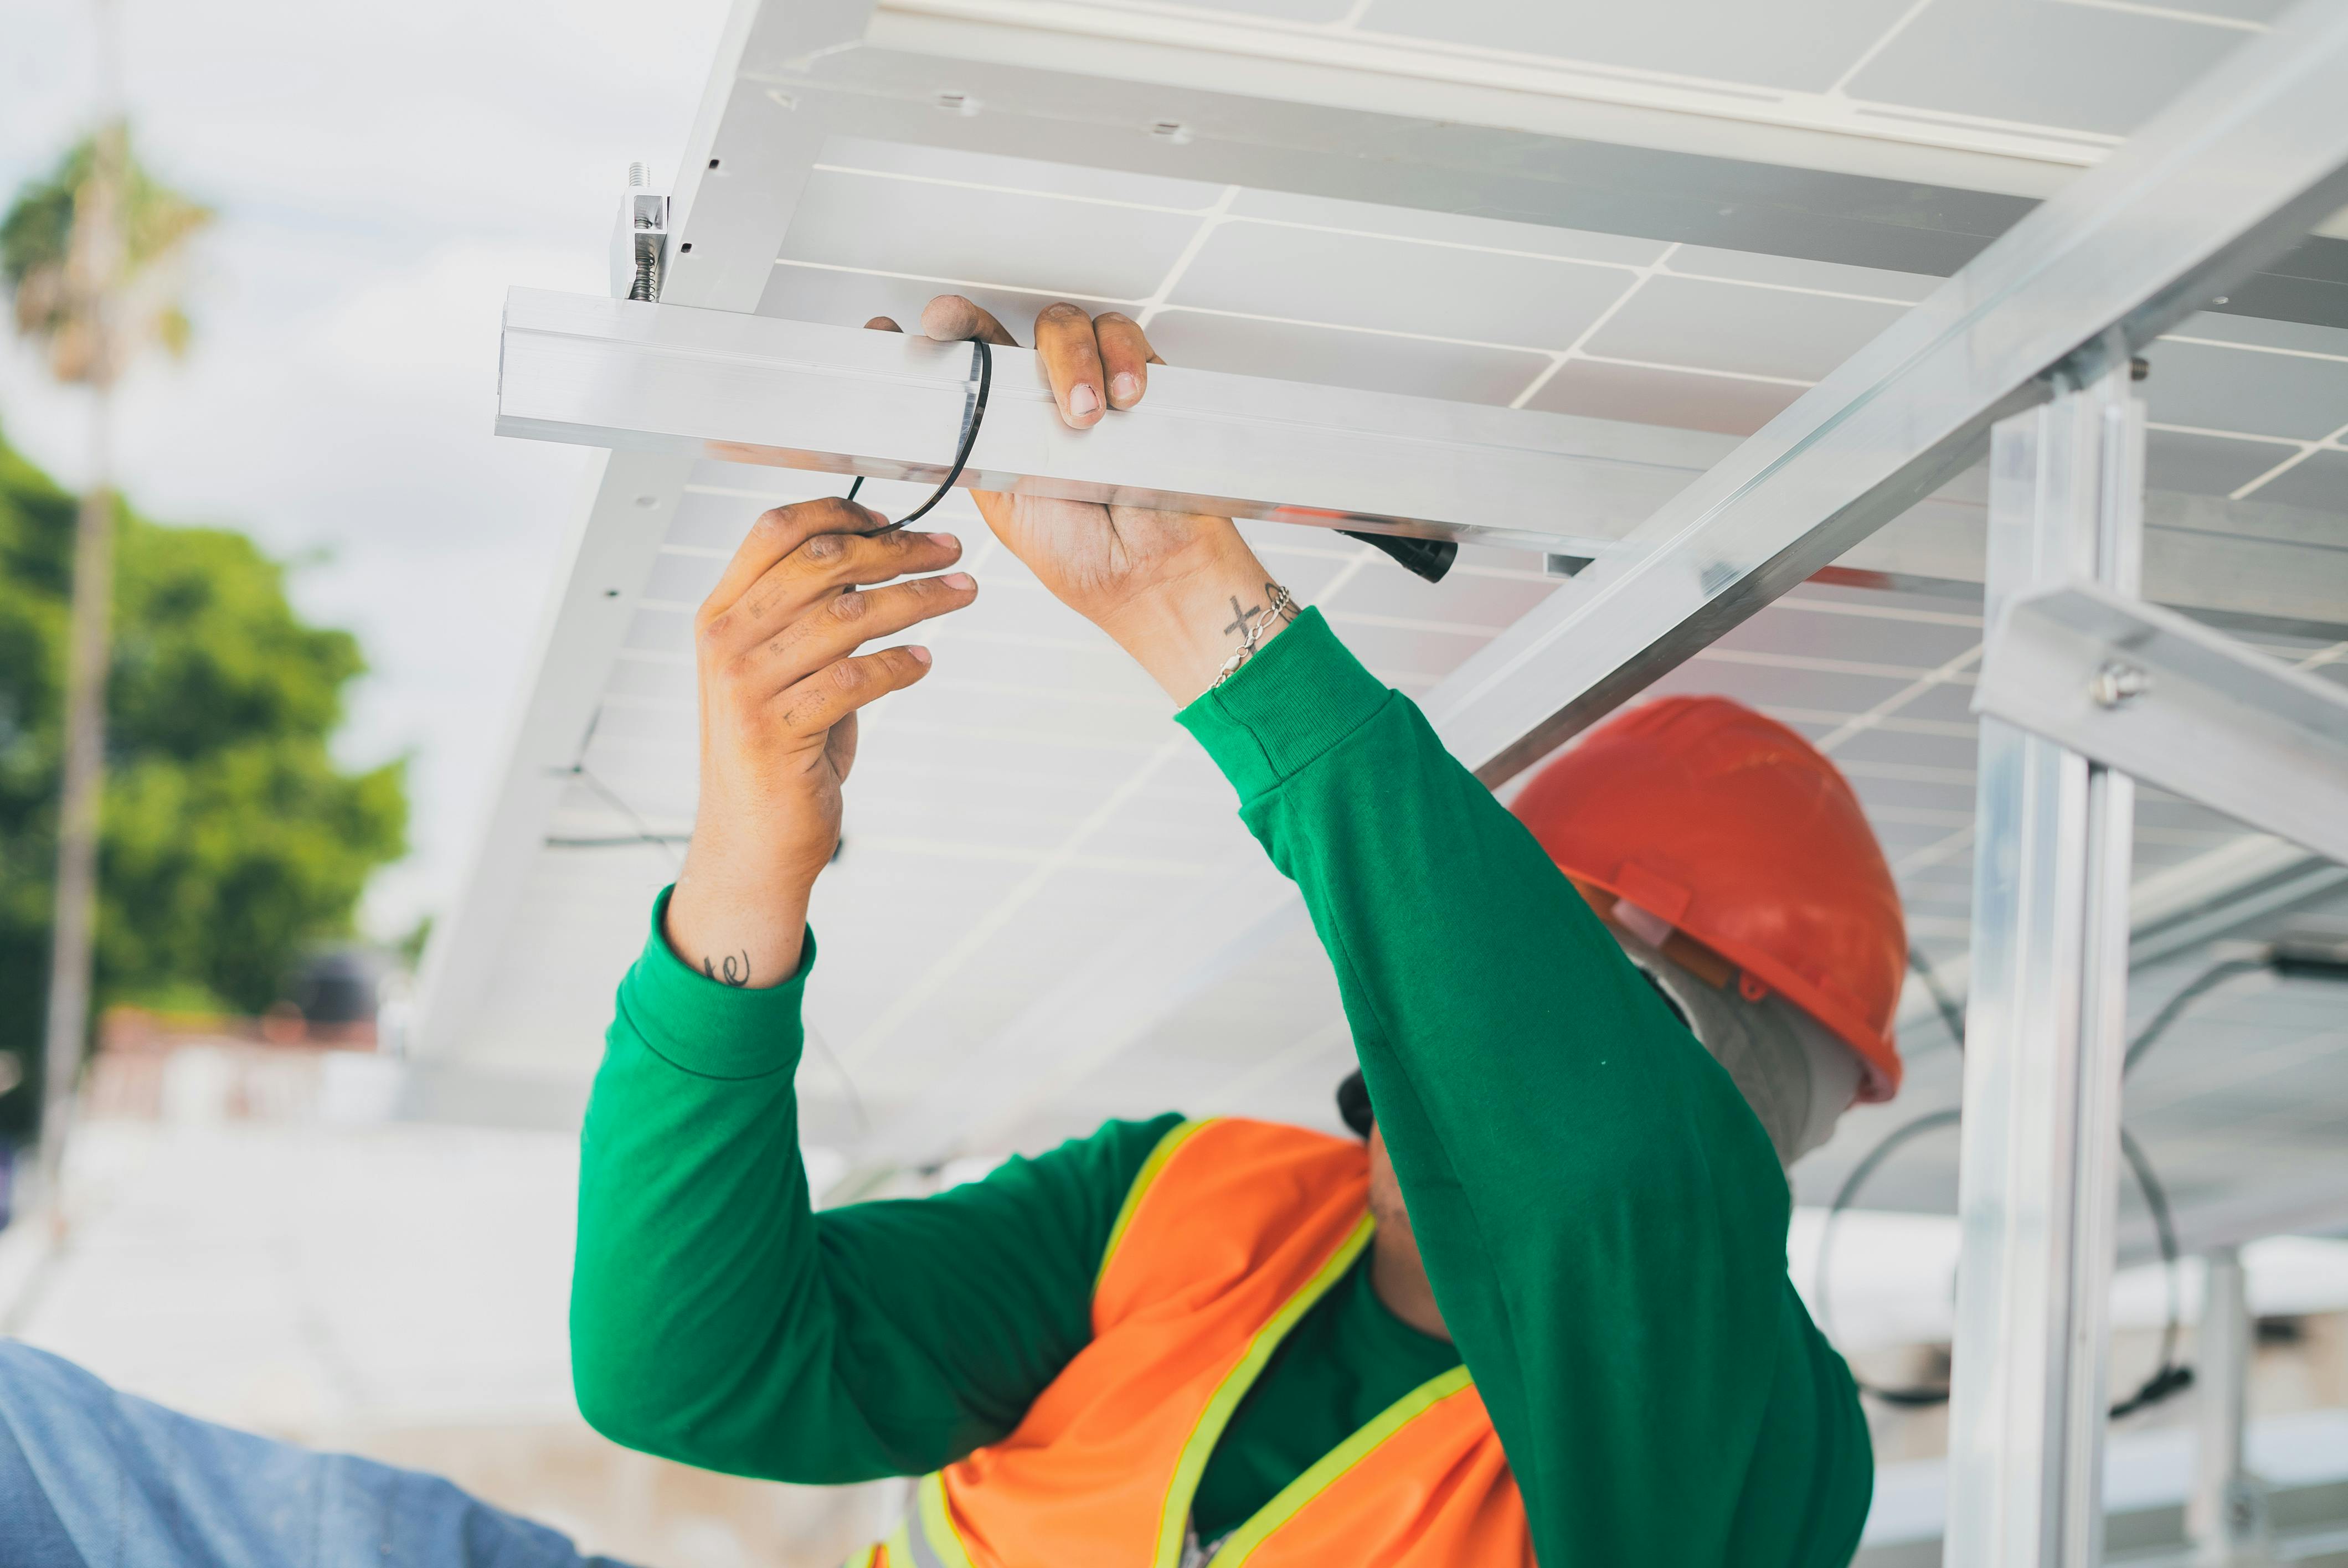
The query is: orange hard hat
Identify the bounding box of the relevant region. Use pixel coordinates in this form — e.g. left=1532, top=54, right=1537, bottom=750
left=1511, top=695, right=1907, bottom=1101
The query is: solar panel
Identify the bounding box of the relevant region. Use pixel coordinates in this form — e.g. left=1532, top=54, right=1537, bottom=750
left=421, top=3, right=2348, bottom=1272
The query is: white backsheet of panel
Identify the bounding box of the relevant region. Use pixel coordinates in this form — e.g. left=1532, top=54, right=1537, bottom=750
left=863, top=0, right=2347, bottom=189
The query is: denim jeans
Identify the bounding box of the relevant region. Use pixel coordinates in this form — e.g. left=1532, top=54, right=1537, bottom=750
left=0, top=1339, right=644, bottom=1567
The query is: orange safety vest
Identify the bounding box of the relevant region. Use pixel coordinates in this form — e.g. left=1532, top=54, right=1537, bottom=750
left=847, top=1117, right=1533, bottom=1568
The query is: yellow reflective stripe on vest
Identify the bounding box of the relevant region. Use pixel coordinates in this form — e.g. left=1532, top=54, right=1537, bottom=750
left=900, top=1469, right=977, bottom=1568
left=1152, top=1213, right=1376, bottom=1568
left=1096, top=1118, right=1211, bottom=1294
left=1206, top=1363, right=1476, bottom=1567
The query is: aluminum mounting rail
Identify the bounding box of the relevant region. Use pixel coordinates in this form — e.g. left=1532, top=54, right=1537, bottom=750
left=498, top=285, right=1670, bottom=558
left=1421, top=0, right=2348, bottom=785
left=1975, top=580, right=2348, bottom=865
left=498, top=287, right=2348, bottom=636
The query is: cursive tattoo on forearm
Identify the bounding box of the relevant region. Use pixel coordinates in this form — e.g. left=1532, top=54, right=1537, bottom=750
left=702, top=950, right=753, bottom=987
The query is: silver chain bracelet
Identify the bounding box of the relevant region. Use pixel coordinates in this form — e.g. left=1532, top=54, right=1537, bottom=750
left=1212, top=582, right=1299, bottom=689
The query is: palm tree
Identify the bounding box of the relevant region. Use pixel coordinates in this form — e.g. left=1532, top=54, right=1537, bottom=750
left=1, top=122, right=210, bottom=1196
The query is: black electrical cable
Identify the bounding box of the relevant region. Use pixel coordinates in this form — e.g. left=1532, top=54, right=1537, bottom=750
left=569, top=760, right=679, bottom=870
left=545, top=833, right=692, bottom=849
left=843, top=338, right=993, bottom=526
left=1908, top=944, right=1969, bottom=1051
left=848, top=340, right=1458, bottom=582
left=2111, top=1126, right=2195, bottom=1418
left=1813, top=1103, right=2193, bottom=1416
left=1810, top=947, right=2233, bottom=1419
left=1812, top=1107, right=1964, bottom=1407
left=2123, top=956, right=2267, bottom=1076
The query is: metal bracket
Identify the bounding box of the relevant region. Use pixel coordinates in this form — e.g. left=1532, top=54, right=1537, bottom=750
left=1975, top=580, right=2348, bottom=865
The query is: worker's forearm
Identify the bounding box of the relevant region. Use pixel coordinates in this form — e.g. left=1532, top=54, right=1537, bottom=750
left=1176, top=613, right=1795, bottom=1566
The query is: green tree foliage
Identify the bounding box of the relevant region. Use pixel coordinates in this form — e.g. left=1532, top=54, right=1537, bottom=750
left=2, top=131, right=212, bottom=382
left=0, top=432, right=406, bottom=1132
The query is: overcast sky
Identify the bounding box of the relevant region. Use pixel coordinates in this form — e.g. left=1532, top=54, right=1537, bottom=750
left=1, top=0, right=733, bottom=941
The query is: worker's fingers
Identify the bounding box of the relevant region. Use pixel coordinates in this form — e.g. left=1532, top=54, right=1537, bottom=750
left=699, top=497, right=891, bottom=630
left=1094, top=312, right=1162, bottom=410
left=918, top=295, right=1019, bottom=348
left=773, top=644, right=937, bottom=740
left=740, top=571, right=977, bottom=697
left=1034, top=302, right=1109, bottom=429
left=713, top=527, right=962, bottom=657
left=863, top=316, right=903, bottom=333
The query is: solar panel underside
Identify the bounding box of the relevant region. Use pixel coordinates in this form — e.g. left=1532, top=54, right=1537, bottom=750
left=445, top=0, right=2347, bottom=1241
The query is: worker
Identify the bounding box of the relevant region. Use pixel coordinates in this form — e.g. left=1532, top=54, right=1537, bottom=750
left=0, top=296, right=1902, bottom=1568
left=570, top=295, right=1903, bottom=1567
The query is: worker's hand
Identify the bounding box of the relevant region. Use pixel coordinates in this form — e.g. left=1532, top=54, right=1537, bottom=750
left=663, top=496, right=976, bottom=987
left=866, top=297, right=1291, bottom=705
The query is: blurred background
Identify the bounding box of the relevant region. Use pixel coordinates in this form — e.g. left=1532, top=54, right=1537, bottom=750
left=0, top=2, right=887, bottom=1562
left=3, top=1, right=2347, bottom=1565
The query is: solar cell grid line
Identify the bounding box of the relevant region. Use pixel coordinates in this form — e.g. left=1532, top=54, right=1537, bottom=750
left=1505, top=242, right=1686, bottom=411
left=1815, top=644, right=1987, bottom=753
left=2232, top=412, right=2348, bottom=498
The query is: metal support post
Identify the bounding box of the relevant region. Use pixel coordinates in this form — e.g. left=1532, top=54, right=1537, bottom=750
left=1945, top=362, right=2145, bottom=1568
left=2191, top=1246, right=2272, bottom=1566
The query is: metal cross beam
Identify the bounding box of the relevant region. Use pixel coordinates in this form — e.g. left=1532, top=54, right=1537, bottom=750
left=1422, top=0, right=2348, bottom=786
left=1975, top=581, right=2348, bottom=865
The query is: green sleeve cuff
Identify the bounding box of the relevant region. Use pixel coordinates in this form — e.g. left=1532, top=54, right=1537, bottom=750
left=613, top=885, right=816, bottom=1081
left=1175, top=607, right=1394, bottom=804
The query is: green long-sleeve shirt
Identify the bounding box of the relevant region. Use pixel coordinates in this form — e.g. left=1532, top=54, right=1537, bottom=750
left=572, top=609, right=1873, bottom=1565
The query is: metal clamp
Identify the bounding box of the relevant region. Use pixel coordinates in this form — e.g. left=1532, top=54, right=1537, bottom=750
left=610, top=162, right=668, bottom=303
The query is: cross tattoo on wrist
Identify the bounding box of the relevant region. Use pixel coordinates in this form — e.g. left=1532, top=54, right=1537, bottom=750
left=1223, top=593, right=1266, bottom=637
